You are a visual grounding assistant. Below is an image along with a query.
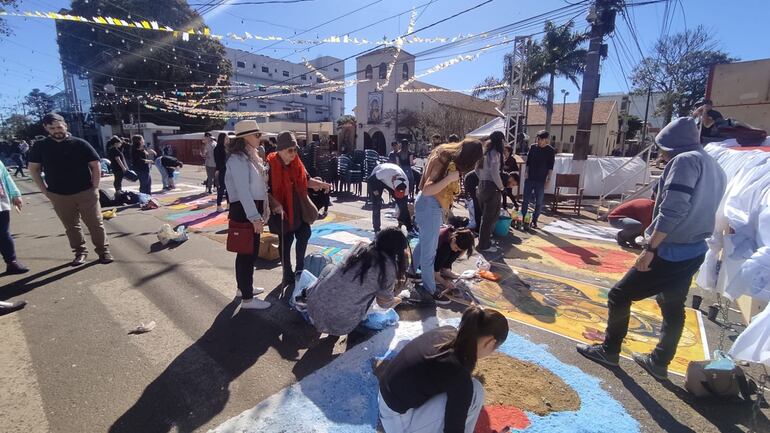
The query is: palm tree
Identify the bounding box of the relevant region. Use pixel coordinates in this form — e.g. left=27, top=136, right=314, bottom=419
left=527, top=20, right=588, bottom=133
left=472, top=51, right=548, bottom=105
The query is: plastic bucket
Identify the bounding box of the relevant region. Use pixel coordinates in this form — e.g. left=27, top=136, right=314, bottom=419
left=494, top=216, right=512, bottom=237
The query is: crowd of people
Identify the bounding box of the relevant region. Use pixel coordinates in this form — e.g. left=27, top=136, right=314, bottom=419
left=2, top=110, right=733, bottom=431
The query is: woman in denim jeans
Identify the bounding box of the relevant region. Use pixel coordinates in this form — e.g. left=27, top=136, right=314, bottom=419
left=411, top=138, right=482, bottom=304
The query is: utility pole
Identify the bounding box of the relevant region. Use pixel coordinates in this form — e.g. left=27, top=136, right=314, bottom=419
left=573, top=0, right=619, bottom=162
left=619, top=95, right=629, bottom=156
left=559, top=89, right=569, bottom=152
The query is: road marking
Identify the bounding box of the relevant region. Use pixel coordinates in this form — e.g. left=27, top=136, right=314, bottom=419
left=90, top=277, right=222, bottom=372
left=179, top=258, right=239, bottom=300
left=0, top=314, right=51, bottom=433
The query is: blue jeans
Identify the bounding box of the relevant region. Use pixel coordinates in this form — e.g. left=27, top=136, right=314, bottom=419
left=137, top=170, right=152, bottom=195
left=520, top=179, right=545, bottom=223
left=412, top=193, right=443, bottom=294
left=609, top=217, right=643, bottom=243
left=155, top=159, right=170, bottom=189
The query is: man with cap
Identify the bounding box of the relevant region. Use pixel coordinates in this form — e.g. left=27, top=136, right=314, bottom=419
left=367, top=162, right=414, bottom=235
left=577, top=117, right=726, bottom=380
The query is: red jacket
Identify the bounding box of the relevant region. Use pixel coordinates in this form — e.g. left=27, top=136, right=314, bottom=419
left=608, top=198, right=655, bottom=229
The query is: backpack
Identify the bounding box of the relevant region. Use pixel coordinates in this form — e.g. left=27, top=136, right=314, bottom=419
left=304, top=252, right=333, bottom=278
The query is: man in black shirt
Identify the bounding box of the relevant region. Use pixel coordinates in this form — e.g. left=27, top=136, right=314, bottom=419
left=520, top=130, right=555, bottom=229
left=28, top=113, right=112, bottom=265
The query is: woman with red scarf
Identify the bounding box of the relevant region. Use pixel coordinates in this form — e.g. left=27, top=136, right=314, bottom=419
left=268, top=131, right=331, bottom=287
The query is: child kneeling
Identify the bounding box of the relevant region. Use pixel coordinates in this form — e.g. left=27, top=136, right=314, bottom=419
left=301, top=227, right=408, bottom=336
left=378, top=306, right=508, bottom=433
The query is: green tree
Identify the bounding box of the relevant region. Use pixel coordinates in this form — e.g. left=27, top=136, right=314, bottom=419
left=0, top=0, right=19, bottom=38
left=24, top=89, right=55, bottom=122
left=527, top=21, right=588, bottom=134
left=56, top=0, right=231, bottom=132
left=631, top=26, right=735, bottom=123
left=0, top=114, right=29, bottom=139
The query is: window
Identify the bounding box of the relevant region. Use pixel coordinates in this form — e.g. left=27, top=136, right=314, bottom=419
left=261, top=66, right=269, bottom=73
left=301, top=74, right=307, bottom=80
left=258, top=85, right=267, bottom=92
left=239, top=102, right=247, bottom=107
left=333, top=68, right=339, bottom=72
left=300, top=93, right=308, bottom=98
left=283, top=106, right=293, bottom=111
left=316, top=95, right=323, bottom=100
left=364, top=64, right=373, bottom=79
left=402, top=63, right=409, bottom=80
left=315, top=110, right=323, bottom=115
left=259, top=104, right=267, bottom=109
left=570, top=135, right=574, bottom=143
left=552, top=135, right=556, bottom=142
left=317, top=77, right=322, bottom=83
left=379, top=62, right=387, bottom=79
left=282, top=70, right=290, bottom=77
left=281, top=89, right=290, bottom=94
left=236, top=61, right=246, bottom=68
left=252, top=64, right=256, bottom=69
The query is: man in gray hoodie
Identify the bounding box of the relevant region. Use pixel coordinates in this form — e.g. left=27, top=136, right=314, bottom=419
left=577, top=117, right=726, bottom=380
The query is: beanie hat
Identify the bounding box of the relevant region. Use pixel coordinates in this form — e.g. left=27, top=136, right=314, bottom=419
left=276, top=131, right=298, bottom=151
left=655, top=117, right=701, bottom=153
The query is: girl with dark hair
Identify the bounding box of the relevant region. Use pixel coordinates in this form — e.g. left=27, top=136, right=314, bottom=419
left=130, top=135, right=153, bottom=195
left=378, top=306, right=508, bottom=433
left=412, top=138, right=483, bottom=305
left=214, top=132, right=230, bottom=212
left=434, top=227, right=475, bottom=291
left=475, top=131, right=506, bottom=252
left=106, top=136, right=128, bottom=192
left=304, top=227, right=408, bottom=335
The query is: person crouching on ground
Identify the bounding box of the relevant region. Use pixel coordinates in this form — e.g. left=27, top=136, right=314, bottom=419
left=377, top=306, right=508, bottom=433
left=607, top=198, right=654, bottom=248
left=225, top=120, right=272, bottom=310
left=368, top=162, right=414, bottom=235
left=303, top=227, right=407, bottom=336
left=267, top=130, right=331, bottom=288
left=157, top=155, right=183, bottom=190
left=577, top=117, right=726, bottom=380
left=412, top=138, right=483, bottom=306
left=434, top=227, right=474, bottom=293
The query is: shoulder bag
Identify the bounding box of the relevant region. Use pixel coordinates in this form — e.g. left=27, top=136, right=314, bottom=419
left=684, top=351, right=753, bottom=401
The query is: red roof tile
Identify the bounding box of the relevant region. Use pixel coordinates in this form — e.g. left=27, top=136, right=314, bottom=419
left=526, top=100, right=617, bottom=126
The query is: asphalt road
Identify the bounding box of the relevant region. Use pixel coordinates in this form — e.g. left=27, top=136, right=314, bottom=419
left=0, top=167, right=767, bottom=433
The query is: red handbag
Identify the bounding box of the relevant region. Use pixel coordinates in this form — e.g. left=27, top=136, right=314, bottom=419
left=226, top=221, right=255, bottom=254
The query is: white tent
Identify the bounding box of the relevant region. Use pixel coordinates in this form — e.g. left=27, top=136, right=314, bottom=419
left=466, top=117, right=504, bottom=138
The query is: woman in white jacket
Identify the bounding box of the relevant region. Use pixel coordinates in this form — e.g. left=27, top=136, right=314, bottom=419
left=225, top=120, right=271, bottom=310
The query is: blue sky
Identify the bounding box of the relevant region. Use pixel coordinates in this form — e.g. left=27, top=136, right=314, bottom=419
left=1, top=0, right=769, bottom=119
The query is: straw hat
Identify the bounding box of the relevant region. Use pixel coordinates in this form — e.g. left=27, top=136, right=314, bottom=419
left=234, top=120, right=261, bottom=138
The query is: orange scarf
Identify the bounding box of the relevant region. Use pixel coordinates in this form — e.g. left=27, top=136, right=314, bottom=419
left=267, top=152, right=308, bottom=225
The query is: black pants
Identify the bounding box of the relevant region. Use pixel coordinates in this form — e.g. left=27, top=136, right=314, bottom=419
left=464, top=172, right=482, bottom=230
left=113, top=170, right=124, bottom=192
left=0, top=210, right=17, bottom=264
left=279, top=222, right=311, bottom=283
left=229, top=200, right=263, bottom=300
left=501, top=187, right=518, bottom=210
left=216, top=168, right=228, bottom=207
left=368, top=176, right=412, bottom=232
left=13, top=154, right=24, bottom=177
left=602, top=253, right=705, bottom=366
left=476, top=180, right=501, bottom=250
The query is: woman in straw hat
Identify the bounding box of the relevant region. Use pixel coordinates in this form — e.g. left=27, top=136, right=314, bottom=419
left=225, top=120, right=271, bottom=310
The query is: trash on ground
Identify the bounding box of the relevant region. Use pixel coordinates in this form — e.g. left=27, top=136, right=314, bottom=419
left=157, top=224, right=188, bottom=245
left=128, top=321, right=156, bottom=335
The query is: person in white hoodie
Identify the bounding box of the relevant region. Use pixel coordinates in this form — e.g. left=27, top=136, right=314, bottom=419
left=224, top=120, right=271, bottom=311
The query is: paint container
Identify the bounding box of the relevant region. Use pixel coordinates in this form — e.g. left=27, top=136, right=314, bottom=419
left=707, top=304, right=720, bottom=321
left=691, top=295, right=703, bottom=310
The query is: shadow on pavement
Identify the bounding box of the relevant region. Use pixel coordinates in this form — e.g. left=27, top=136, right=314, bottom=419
left=0, top=262, right=97, bottom=300
left=108, top=299, right=319, bottom=433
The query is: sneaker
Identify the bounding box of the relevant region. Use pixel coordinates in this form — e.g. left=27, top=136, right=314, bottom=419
left=71, top=253, right=88, bottom=267
left=240, top=298, right=271, bottom=310
left=479, top=246, right=498, bottom=253
left=99, top=251, right=114, bottom=264
left=633, top=352, right=669, bottom=380
left=432, top=291, right=452, bottom=306
left=0, top=299, right=27, bottom=315
left=576, top=343, right=619, bottom=367
left=530, top=221, right=539, bottom=229
left=5, top=261, right=29, bottom=275
left=216, top=206, right=225, bottom=212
